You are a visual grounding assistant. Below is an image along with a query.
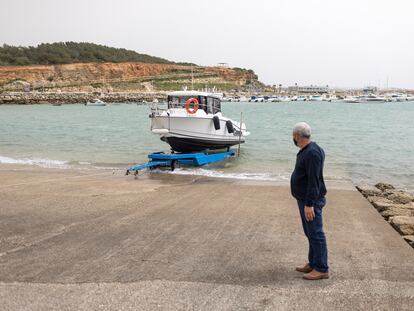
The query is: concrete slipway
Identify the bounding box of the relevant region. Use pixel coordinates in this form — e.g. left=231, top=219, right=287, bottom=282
left=0, top=167, right=413, bottom=310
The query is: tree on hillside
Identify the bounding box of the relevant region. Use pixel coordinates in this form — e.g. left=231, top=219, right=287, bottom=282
left=0, top=42, right=174, bottom=66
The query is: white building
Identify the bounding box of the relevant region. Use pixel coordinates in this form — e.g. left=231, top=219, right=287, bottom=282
left=288, top=85, right=329, bottom=94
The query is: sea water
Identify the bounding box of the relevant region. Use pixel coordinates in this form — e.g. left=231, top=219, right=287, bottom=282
left=0, top=101, right=413, bottom=191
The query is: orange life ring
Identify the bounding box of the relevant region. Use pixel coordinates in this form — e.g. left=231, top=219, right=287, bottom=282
left=185, top=98, right=199, bottom=114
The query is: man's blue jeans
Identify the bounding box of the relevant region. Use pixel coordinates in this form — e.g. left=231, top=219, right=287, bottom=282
left=297, top=198, right=329, bottom=273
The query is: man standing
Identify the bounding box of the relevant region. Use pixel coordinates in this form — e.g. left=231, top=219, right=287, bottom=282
left=290, top=122, right=329, bottom=280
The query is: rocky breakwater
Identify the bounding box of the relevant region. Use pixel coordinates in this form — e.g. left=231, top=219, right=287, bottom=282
left=0, top=92, right=166, bottom=104
left=357, top=183, right=414, bottom=248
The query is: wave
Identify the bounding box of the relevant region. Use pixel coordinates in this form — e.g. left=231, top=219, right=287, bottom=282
left=0, top=154, right=348, bottom=183
left=0, top=155, right=131, bottom=171
left=161, top=168, right=352, bottom=184
left=0, top=155, right=375, bottom=186
left=163, top=167, right=290, bottom=182
left=0, top=155, right=70, bottom=169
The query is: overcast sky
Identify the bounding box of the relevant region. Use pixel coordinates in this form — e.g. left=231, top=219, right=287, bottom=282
left=1, top=0, right=413, bottom=88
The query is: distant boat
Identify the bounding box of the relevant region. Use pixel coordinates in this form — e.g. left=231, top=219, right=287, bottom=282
left=249, top=96, right=264, bottom=102
left=222, top=97, right=234, bottom=102
left=267, top=96, right=281, bottom=102
left=343, top=96, right=360, bottom=103
left=386, top=93, right=413, bottom=102
left=310, top=95, right=323, bottom=101
left=85, top=99, right=106, bottom=106
left=360, top=95, right=387, bottom=103
left=224, top=96, right=249, bottom=102
left=322, top=95, right=341, bottom=102
left=279, top=96, right=291, bottom=102
left=344, top=95, right=386, bottom=103
left=296, top=95, right=309, bottom=101
left=52, top=103, right=62, bottom=106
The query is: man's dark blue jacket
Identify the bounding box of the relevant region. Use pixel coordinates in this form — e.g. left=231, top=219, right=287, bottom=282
left=290, top=141, right=327, bottom=207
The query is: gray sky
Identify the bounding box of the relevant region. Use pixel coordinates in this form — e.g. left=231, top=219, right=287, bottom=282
left=1, top=0, right=413, bottom=88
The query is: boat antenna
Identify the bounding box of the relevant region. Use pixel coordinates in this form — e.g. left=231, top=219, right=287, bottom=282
left=237, top=112, right=243, bottom=157
left=191, top=64, right=194, bottom=90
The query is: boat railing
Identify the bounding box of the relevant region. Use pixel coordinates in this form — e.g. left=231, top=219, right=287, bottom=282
left=231, top=121, right=245, bottom=133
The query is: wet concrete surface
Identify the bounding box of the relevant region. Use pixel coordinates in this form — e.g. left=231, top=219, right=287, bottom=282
left=1, top=167, right=413, bottom=310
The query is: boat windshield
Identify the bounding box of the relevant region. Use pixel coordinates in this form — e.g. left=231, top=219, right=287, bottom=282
left=168, top=96, right=221, bottom=114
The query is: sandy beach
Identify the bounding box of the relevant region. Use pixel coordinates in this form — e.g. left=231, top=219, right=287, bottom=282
left=0, top=164, right=413, bottom=310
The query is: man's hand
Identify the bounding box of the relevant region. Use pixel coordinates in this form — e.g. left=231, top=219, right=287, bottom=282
left=304, top=206, right=315, bottom=221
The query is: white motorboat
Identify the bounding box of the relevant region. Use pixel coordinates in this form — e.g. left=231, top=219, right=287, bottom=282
left=231, top=96, right=248, bottom=102
left=322, top=95, right=340, bottom=102
left=267, top=96, right=281, bottom=102
left=362, top=94, right=387, bottom=103
left=150, top=91, right=250, bottom=152
left=406, top=95, right=414, bottom=101
left=296, top=95, right=309, bottom=101
left=279, top=96, right=291, bottom=102
left=221, top=96, right=234, bottom=102
left=386, top=93, right=412, bottom=102
left=310, top=95, right=323, bottom=101
left=344, top=95, right=386, bottom=103
left=85, top=98, right=106, bottom=106
left=248, top=96, right=264, bottom=102
left=343, top=96, right=360, bottom=103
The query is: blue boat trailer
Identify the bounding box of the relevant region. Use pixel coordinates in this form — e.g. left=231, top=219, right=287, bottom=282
left=126, top=150, right=236, bottom=175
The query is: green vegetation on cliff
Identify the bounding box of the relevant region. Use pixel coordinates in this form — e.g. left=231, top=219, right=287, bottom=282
left=0, top=42, right=175, bottom=66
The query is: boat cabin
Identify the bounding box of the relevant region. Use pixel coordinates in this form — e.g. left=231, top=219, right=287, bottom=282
left=167, top=91, right=222, bottom=114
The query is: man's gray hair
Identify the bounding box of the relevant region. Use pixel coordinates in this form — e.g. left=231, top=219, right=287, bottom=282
left=293, top=122, right=311, bottom=138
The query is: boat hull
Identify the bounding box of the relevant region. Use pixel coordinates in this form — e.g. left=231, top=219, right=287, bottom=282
left=163, top=136, right=244, bottom=152
left=151, top=115, right=247, bottom=152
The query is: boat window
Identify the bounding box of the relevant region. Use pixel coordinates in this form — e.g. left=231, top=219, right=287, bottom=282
left=168, top=96, right=208, bottom=111
left=207, top=97, right=214, bottom=114
left=199, top=96, right=207, bottom=112
left=168, top=96, right=181, bottom=108
left=213, top=98, right=221, bottom=113
left=205, top=97, right=221, bottom=114
left=168, top=96, right=191, bottom=108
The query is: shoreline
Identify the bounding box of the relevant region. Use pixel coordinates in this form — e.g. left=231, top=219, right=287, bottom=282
left=2, top=91, right=414, bottom=105
left=0, top=91, right=167, bottom=105
left=0, top=163, right=355, bottom=191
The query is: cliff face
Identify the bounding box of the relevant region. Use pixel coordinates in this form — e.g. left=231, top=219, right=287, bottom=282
left=0, top=62, right=261, bottom=92
left=0, top=63, right=188, bottom=83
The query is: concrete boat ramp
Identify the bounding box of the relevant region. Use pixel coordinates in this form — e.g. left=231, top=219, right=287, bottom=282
left=0, top=168, right=413, bottom=310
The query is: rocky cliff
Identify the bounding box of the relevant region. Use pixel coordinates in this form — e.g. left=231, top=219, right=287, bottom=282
left=0, top=62, right=262, bottom=92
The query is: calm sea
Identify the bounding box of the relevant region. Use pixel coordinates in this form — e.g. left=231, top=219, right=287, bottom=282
left=1, top=101, right=413, bottom=191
